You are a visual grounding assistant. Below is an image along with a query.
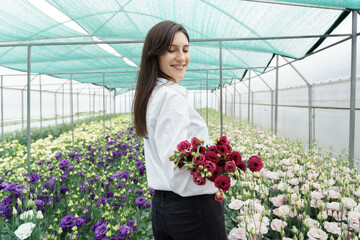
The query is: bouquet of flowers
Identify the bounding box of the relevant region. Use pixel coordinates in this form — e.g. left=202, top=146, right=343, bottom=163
left=169, top=136, right=263, bottom=202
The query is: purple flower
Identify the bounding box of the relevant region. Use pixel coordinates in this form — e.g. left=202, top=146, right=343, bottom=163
left=55, top=152, right=62, bottom=160
left=132, top=178, right=139, bottom=184
left=122, top=171, right=129, bottom=180
left=75, top=217, right=85, bottom=227
left=91, top=218, right=105, bottom=231
left=94, top=224, right=107, bottom=238
left=98, top=161, right=104, bottom=167
left=149, top=189, right=155, bottom=196
left=121, top=144, right=128, bottom=150
left=67, top=165, right=75, bottom=171
left=138, top=165, right=145, bottom=176
left=135, top=197, right=146, bottom=208
left=35, top=199, right=45, bottom=208
left=53, top=195, right=60, bottom=203
left=106, top=191, right=114, bottom=198
left=117, top=182, right=126, bottom=189
left=59, top=160, right=69, bottom=170
left=29, top=174, right=40, bottom=184
left=118, top=225, right=133, bottom=240
left=48, top=166, right=54, bottom=171
left=61, top=214, right=76, bottom=231
left=60, top=187, right=69, bottom=194
left=97, top=197, right=109, bottom=206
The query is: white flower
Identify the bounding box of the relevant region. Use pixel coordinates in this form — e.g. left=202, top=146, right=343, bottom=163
left=19, top=210, right=34, bottom=220
left=341, top=197, right=357, bottom=210
left=324, top=221, right=341, bottom=235
left=228, top=227, right=246, bottom=240
left=228, top=199, right=244, bottom=210
left=307, top=227, right=327, bottom=240
left=14, top=222, right=36, bottom=240
left=36, top=211, right=43, bottom=219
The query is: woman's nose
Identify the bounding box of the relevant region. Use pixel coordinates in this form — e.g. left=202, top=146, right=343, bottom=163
left=176, top=50, right=186, bottom=61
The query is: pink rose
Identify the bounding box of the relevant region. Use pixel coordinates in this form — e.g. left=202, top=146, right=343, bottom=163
left=328, top=189, right=340, bottom=199
left=215, top=175, right=231, bottom=191
left=225, top=160, right=236, bottom=173
left=204, top=161, right=217, bottom=174
left=192, top=172, right=206, bottom=186
left=191, top=137, right=201, bottom=149
left=270, top=218, right=287, bottom=232
left=228, top=227, right=246, bottom=240
left=215, top=191, right=224, bottom=202
left=177, top=140, right=191, bottom=152
left=193, top=154, right=206, bottom=165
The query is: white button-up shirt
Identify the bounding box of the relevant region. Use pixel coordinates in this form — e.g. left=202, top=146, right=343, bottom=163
left=144, top=78, right=218, bottom=197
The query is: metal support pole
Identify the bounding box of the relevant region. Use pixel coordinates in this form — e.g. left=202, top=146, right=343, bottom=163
left=77, top=90, right=79, bottom=122
left=225, top=88, right=228, bottom=116
left=248, top=71, right=251, bottom=122
left=109, top=82, right=112, bottom=131
left=275, top=55, right=279, bottom=134
left=219, top=41, right=223, bottom=136
left=62, top=85, right=64, bottom=133
left=233, top=79, right=236, bottom=118
left=251, top=92, right=254, bottom=124
left=113, top=91, right=116, bottom=116
left=206, top=70, right=209, bottom=126
left=349, top=10, right=357, bottom=168
left=89, top=85, right=91, bottom=117
left=22, top=90, right=24, bottom=130
left=93, top=89, right=95, bottom=117
left=26, top=45, right=31, bottom=175
left=271, top=91, right=274, bottom=132
left=39, top=75, right=42, bottom=138
left=70, top=74, right=74, bottom=145
left=282, top=56, right=312, bottom=149
left=55, top=92, right=57, bottom=125
left=102, top=73, right=106, bottom=134
left=239, top=91, right=241, bottom=121
left=1, top=76, right=3, bottom=152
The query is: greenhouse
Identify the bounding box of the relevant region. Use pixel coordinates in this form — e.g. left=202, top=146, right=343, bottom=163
left=0, top=0, right=359, bottom=239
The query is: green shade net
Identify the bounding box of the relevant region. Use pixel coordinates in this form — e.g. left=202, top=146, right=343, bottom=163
left=0, top=0, right=354, bottom=94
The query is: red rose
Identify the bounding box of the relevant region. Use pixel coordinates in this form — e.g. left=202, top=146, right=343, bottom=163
left=177, top=161, right=184, bottom=168
left=204, top=161, right=216, bottom=173
left=237, top=161, right=246, bottom=173
left=207, top=166, right=223, bottom=182
left=226, top=151, right=242, bottom=166
left=199, top=146, right=206, bottom=154
left=225, top=160, right=236, bottom=173
left=214, top=175, right=231, bottom=191
left=177, top=140, right=191, bottom=152
left=208, top=145, right=217, bottom=152
left=247, top=156, right=263, bottom=172
left=216, top=145, right=229, bottom=155
left=189, top=167, right=197, bottom=175
left=193, top=172, right=206, bottom=186
left=205, top=151, right=219, bottom=164
left=225, top=144, right=232, bottom=153
left=193, top=154, right=206, bottom=165
left=215, top=191, right=224, bottom=202
left=218, top=136, right=229, bottom=145
left=191, top=137, right=201, bottom=149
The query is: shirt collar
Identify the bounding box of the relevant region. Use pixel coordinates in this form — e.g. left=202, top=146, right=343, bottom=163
left=157, top=78, right=188, bottom=98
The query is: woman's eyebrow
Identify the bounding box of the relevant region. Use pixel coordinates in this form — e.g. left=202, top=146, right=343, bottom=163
left=170, top=44, right=190, bottom=48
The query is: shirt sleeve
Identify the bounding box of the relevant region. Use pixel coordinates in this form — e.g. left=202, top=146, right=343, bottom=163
left=153, top=91, right=191, bottom=194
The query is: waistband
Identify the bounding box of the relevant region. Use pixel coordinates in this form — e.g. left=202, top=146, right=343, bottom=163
left=154, top=190, right=214, bottom=200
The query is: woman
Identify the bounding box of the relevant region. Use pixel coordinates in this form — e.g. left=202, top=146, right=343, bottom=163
left=133, top=21, right=226, bottom=240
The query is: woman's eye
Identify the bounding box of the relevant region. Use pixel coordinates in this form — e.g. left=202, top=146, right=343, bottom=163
left=167, top=49, right=175, bottom=53
left=183, top=49, right=189, bottom=53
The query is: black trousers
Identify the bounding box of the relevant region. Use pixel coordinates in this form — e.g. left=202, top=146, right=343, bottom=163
left=151, top=190, right=227, bottom=240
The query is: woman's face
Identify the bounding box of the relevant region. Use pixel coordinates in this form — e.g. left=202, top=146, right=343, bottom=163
left=159, top=31, right=190, bottom=84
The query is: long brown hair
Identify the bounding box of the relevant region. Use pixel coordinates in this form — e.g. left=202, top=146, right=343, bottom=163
left=133, top=21, right=189, bottom=138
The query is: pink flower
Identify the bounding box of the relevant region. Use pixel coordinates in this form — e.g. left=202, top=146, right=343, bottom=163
left=324, top=221, right=341, bottom=235
left=228, top=199, right=244, bottom=210
left=192, top=172, right=206, bottom=186
left=204, top=161, right=216, bottom=174
left=176, top=140, right=191, bottom=152
left=228, top=227, right=246, bottom=240
left=328, top=189, right=340, bottom=199
left=218, top=136, right=229, bottom=145
left=215, top=175, right=231, bottom=191
left=193, top=154, right=206, bottom=165
left=307, top=227, right=327, bottom=240
left=191, top=137, right=201, bottom=149
left=247, top=156, right=263, bottom=172
left=270, top=218, right=287, bottom=232
left=225, top=160, right=236, bottom=173
left=270, top=194, right=287, bottom=207
left=205, top=151, right=219, bottom=164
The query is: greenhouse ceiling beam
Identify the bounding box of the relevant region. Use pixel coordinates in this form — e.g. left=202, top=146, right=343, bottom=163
left=243, top=33, right=360, bottom=82
left=0, top=33, right=352, bottom=48
left=241, top=0, right=352, bottom=11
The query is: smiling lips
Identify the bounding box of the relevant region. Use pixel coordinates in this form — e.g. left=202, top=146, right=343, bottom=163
left=171, top=64, right=185, bottom=70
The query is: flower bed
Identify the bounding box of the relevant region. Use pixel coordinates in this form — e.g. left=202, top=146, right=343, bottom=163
left=1, top=110, right=359, bottom=240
